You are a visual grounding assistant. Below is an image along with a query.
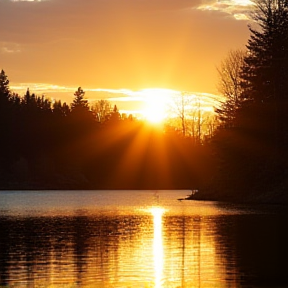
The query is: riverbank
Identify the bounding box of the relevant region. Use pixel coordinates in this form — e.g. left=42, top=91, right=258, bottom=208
left=192, top=185, right=288, bottom=205
left=1, top=185, right=287, bottom=206
left=1, top=168, right=287, bottom=205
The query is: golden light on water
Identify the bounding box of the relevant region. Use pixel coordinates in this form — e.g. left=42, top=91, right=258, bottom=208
left=150, top=207, right=166, bottom=288
left=0, top=197, right=240, bottom=287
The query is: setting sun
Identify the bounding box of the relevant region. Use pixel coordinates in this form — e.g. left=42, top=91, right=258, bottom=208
left=140, top=89, right=176, bottom=123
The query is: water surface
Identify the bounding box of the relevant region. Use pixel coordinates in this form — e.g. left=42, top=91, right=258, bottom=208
left=0, top=190, right=287, bottom=287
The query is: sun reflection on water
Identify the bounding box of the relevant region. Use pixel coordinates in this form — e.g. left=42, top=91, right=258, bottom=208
left=150, top=207, right=165, bottom=288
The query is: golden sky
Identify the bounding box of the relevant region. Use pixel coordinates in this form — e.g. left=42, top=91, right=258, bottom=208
left=1, top=0, right=253, bottom=112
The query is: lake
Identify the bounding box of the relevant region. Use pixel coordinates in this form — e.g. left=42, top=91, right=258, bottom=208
left=0, top=190, right=287, bottom=288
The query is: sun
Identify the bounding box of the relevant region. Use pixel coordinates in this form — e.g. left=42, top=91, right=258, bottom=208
left=140, top=88, right=176, bottom=124
left=144, top=100, right=165, bottom=123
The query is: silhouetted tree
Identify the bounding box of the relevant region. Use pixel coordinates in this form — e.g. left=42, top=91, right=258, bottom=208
left=209, top=0, right=288, bottom=201
left=36, top=95, right=52, bottom=111
left=192, top=97, right=205, bottom=142
left=70, top=87, right=94, bottom=126
left=53, top=100, right=70, bottom=117
left=22, top=88, right=32, bottom=105
left=92, top=99, right=112, bottom=123
left=109, top=105, right=121, bottom=122
left=168, top=93, right=215, bottom=142
left=68, top=86, right=94, bottom=138
left=216, top=49, right=246, bottom=127
left=0, top=69, right=10, bottom=102
left=71, top=87, right=89, bottom=111
left=9, top=93, right=21, bottom=107
left=241, top=0, right=288, bottom=103
left=239, top=0, right=288, bottom=148
left=169, top=92, right=191, bottom=136
left=0, top=70, right=12, bottom=172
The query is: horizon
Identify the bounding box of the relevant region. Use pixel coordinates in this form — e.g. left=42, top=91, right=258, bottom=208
left=8, top=83, right=220, bottom=122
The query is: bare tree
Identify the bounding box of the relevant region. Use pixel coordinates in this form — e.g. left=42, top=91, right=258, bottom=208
left=205, top=114, right=218, bottom=139
left=92, top=99, right=112, bottom=123
left=170, top=92, right=192, bottom=136
left=216, top=49, right=246, bottom=127
left=168, top=92, right=217, bottom=141
left=189, top=97, right=210, bottom=143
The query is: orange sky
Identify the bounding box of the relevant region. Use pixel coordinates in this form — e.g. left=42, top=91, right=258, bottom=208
left=1, top=0, right=253, bottom=111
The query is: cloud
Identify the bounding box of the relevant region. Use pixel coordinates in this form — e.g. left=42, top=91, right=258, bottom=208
left=198, top=0, right=254, bottom=20
left=0, top=42, right=21, bottom=54
left=10, top=82, right=75, bottom=93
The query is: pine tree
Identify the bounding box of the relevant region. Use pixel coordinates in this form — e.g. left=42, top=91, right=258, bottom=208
left=0, top=70, right=14, bottom=171
left=241, top=0, right=288, bottom=103
left=239, top=0, right=288, bottom=146
left=232, top=0, right=288, bottom=196
left=53, top=100, right=70, bottom=117
left=70, top=87, right=94, bottom=130
left=71, top=87, right=89, bottom=111
left=0, top=69, right=10, bottom=106
left=109, top=105, right=121, bottom=122
left=0, top=69, right=12, bottom=123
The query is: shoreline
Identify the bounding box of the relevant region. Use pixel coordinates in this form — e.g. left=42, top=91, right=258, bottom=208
left=1, top=186, right=287, bottom=205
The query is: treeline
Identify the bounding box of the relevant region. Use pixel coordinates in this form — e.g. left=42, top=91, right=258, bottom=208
left=0, top=75, right=213, bottom=190
left=201, top=0, right=288, bottom=203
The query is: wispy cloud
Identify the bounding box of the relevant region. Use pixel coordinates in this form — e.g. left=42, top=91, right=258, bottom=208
left=10, top=83, right=75, bottom=93
left=0, top=42, right=21, bottom=54
left=198, top=0, right=253, bottom=20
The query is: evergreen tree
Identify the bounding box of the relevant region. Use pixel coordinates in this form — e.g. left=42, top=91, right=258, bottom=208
left=0, top=69, right=11, bottom=109
left=0, top=70, right=17, bottom=172
left=71, top=87, right=89, bottom=111
left=53, top=100, right=70, bottom=117
left=241, top=0, right=288, bottom=103
left=0, top=69, right=12, bottom=126
left=239, top=0, right=288, bottom=146
left=70, top=87, right=94, bottom=133
left=0, top=70, right=9, bottom=94
left=212, top=0, right=288, bottom=199
left=109, top=105, right=121, bottom=122
left=22, top=89, right=34, bottom=107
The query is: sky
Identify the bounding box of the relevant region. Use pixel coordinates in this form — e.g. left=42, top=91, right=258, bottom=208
left=0, top=0, right=254, bottom=115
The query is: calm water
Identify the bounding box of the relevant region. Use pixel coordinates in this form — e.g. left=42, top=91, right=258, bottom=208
left=0, top=190, right=287, bottom=288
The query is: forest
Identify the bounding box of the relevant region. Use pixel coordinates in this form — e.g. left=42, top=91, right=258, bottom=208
left=0, top=0, right=287, bottom=204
